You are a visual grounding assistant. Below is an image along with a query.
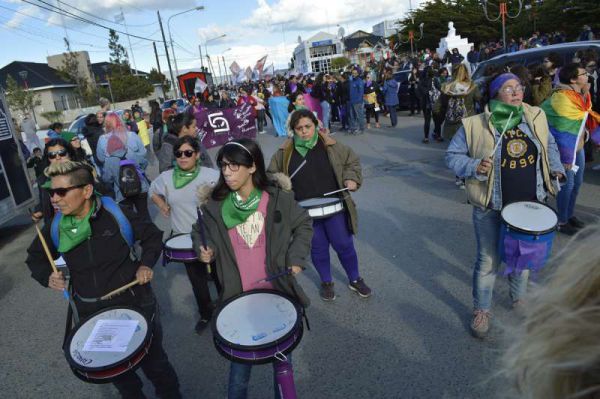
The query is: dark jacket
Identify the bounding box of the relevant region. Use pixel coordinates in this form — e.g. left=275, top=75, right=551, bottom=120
left=192, top=176, right=312, bottom=307
left=26, top=196, right=163, bottom=298
left=81, top=118, right=104, bottom=157
left=349, top=76, right=365, bottom=104
left=34, top=174, right=54, bottom=226
left=337, top=80, right=350, bottom=104
left=27, top=156, right=45, bottom=178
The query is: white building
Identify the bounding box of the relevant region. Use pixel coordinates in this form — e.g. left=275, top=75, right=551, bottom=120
left=293, top=32, right=344, bottom=74
left=372, top=20, right=399, bottom=39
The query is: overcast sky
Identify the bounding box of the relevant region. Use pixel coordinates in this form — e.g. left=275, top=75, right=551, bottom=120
left=0, top=0, right=425, bottom=76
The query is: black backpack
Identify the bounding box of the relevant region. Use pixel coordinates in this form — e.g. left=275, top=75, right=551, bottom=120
left=118, top=158, right=142, bottom=198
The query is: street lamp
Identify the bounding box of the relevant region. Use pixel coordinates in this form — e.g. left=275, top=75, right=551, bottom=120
left=168, top=6, right=204, bottom=97
left=399, top=22, right=424, bottom=57
left=481, top=0, right=523, bottom=52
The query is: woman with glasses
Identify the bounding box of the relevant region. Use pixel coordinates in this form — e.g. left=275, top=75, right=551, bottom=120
left=31, top=137, right=77, bottom=225
left=446, top=72, right=565, bottom=339
left=149, top=136, right=220, bottom=334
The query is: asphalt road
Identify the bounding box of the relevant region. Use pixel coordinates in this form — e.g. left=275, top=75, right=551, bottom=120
left=1, top=113, right=599, bottom=399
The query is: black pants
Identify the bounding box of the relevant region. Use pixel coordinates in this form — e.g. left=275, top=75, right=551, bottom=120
left=74, top=285, right=181, bottom=399
left=365, top=105, right=379, bottom=123
left=408, top=88, right=421, bottom=114
left=121, top=192, right=150, bottom=221
left=184, top=261, right=220, bottom=320
left=423, top=108, right=442, bottom=139
left=256, top=109, right=266, bottom=132
left=330, top=103, right=340, bottom=122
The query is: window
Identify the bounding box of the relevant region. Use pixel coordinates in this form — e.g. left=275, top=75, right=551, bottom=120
left=310, top=44, right=337, bottom=58
left=311, top=59, right=333, bottom=73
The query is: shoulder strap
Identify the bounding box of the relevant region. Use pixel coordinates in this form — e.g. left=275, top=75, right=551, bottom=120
left=100, top=196, right=135, bottom=247
left=50, top=212, right=62, bottom=250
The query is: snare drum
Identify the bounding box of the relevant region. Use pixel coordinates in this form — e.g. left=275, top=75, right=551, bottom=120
left=500, top=201, right=558, bottom=275
left=163, top=233, right=197, bottom=263
left=212, top=290, right=303, bottom=365
left=64, top=306, right=153, bottom=383
left=298, top=197, right=344, bottom=219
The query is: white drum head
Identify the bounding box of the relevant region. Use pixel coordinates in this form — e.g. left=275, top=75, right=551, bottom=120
left=69, top=308, right=148, bottom=369
left=165, top=234, right=193, bottom=250
left=299, top=197, right=341, bottom=208
left=216, top=292, right=299, bottom=347
left=501, top=201, right=557, bottom=233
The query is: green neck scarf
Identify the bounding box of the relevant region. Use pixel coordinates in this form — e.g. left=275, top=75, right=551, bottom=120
left=489, top=99, right=524, bottom=133
left=173, top=163, right=200, bottom=189
left=294, top=104, right=307, bottom=111
left=293, top=131, right=319, bottom=157
left=58, top=201, right=95, bottom=253
left=221, top=188, right=262, bottom=229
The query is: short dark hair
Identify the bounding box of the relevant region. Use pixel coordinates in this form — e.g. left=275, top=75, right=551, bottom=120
left=559, top=63, right=584, bottom=84
left=168, top=112, right=195, bottom=136
left=212, top=139, right=269, bottom=201
left=546, top=51, right=563, bottom=68
left=44, top=138, right=76, bottom=161
left=289, top=109, right=318, bottom=132
left=32, top=147, right=41, bottom=153
left=49, top=122, right=63, bottom=131
left=173, top=135, right=200, bottom=154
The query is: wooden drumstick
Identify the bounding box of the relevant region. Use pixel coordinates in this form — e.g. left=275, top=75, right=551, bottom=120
left=101, top=279, right=140, bottom=300
left=196, top=208, right=212, bottom=274
left=34, top=223, right=69, bottom=300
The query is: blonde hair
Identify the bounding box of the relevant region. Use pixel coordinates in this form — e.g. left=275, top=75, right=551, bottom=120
left=45, top=160, right=96, bottom=186
left=501, top=227, right=600, bottom=399
left=452, top=63, right=471, bottom=84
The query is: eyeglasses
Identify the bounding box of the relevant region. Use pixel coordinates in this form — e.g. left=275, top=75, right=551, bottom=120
left=48, top=149, right=68, bottom=160
left=217, top=160, right=240, bottom=172
left=586, top=64, right=597, bottom=69
left=578, top=72, right=589, bottom=77
left=46, top=184, right=87, bottom=198
left=174, top=149, right=196, bottom=158
left=502, top=85, right=524, bottom=95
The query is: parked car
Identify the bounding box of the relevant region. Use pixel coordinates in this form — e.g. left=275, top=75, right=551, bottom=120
left=393, top=69, right=411, bottom=109
left=35, top=109, right=123, bottom=144
left=161, top=98, right=188, bottom=113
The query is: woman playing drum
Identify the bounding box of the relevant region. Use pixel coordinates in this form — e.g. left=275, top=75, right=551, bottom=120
left=149, top=135, right=220, bottom=335
left=192, top=138, right=312, bottom=399
left=267, top=109, right=372, bottom=301
left=446, top=72, right=565, bottom=339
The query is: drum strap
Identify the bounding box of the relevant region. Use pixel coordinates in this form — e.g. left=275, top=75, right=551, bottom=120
left=62, top=283, right=79, bottom=350
left=302, top=307, right=311, bottom=331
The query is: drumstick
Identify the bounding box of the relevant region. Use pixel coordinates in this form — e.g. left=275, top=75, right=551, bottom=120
left=255, top=269, right=291, bottom=284
left=323, top=187, right=350, bottom=196
left=34, top=223, right=70, bottom=300
left=196, top=208, right=212, bottom=274
left=488, top=111, right=514, bottom=159
left=100, top=279, right=140, bottom=300
left=289, top=160, right=306, bottom=179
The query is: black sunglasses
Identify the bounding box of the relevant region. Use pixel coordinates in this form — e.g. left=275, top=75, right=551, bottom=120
left=174, top=149, right=196, bottom=158
left=48, top=149, right=68, bottom=160
left=46, top=184, right=87, bottom=198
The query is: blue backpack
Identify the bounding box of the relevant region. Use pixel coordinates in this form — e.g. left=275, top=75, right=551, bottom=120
left=51, top=196, right=135, bottom=252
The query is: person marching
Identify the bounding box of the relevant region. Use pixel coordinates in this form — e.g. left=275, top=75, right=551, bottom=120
left=192, top=138, right=312, bottom=399
left=25, top=161, right=181, bottom=398
left=149, top=136, right=221, bottom=335
left=446, top=72, right=565, bottom=339
left=267, top=109, right=372, bottom=301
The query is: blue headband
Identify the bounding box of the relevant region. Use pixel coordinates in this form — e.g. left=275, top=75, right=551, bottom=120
left=489, top=73, right=520, bottom=98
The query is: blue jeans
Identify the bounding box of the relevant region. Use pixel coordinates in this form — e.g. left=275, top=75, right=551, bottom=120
left=556, top=149, right=585, bottom=224
left=472, top=207, right=529, bottom=310
left=320, top=100, right=330, bottom=129
left=348, top=103, right=365, bottom=131
left=228, top=355, right=292, bottom=399
left=388, top=105, right=398, bottom=127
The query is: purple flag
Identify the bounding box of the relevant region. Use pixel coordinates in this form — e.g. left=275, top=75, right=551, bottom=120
left=302, top=93, right=323, bottom=123
left=192, top=103, right=257, bottom=149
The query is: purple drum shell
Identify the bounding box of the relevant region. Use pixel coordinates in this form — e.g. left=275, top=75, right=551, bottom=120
left=216, top=329, right=301, bottom=364
left=163, top=249, right=198, bottom=262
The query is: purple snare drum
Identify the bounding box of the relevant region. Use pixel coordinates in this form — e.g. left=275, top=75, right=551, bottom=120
left=163, top=234, right=197, bottom=263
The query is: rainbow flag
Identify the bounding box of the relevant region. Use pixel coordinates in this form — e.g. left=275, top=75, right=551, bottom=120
left=541, top=90, right=600, bottom=164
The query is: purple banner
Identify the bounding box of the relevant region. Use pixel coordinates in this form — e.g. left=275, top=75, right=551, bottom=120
left=192, top=103, right=257, bottom=149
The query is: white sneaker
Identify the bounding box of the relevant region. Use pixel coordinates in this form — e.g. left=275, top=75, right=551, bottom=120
left=259, top=130, right=266, bottom=135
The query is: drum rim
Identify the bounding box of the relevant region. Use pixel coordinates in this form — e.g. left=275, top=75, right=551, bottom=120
left=298, top=197, right=343, bottom=208
left=64, top=305, right=153, bottom=373
left=163, top=233, right=194, bottom=251
left=500, top=201, right=558, bottom=235
left=211, top=289, right=303, bottom=351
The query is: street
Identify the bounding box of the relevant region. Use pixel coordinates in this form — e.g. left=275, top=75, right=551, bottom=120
left=2, top=114, right=600, bottom=399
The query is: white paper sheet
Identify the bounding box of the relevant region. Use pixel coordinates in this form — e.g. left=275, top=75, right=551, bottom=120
left=83, top=319, right=139, bottom=352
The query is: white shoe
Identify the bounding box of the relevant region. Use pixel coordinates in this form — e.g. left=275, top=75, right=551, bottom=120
left=259, top=130, right=266, bottom=135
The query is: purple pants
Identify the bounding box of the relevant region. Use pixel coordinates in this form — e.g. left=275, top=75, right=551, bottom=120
left=311, top=212, right=360, bottom=283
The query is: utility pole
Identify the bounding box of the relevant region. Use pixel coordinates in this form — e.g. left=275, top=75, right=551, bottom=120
left=199, top=45, right=205, bottom=69
left=152, top=42, right=166, bottom=99
left=216, top=56, right=224, bottom=85
left=157, top=11, right=176, bottom=99
left=222, top=56, right=229, bottom=85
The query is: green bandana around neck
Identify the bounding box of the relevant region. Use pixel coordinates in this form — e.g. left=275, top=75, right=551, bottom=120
left=58, top=201, right=95, bottom=253
left=294, top=104, right=307, bottom=111
left=293, top=131, right=319, bottom=157
left=172, top=163, right=200, bottom=189
left=489, top=99, right=524, bottom=133
left=221, top=188, right=262, bottom=229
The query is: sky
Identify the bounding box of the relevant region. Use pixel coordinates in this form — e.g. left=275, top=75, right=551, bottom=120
left=0, top=0, right=426, bottom=78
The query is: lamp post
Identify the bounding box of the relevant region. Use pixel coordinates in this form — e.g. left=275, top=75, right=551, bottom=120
left=481, top=0, right=524, bottom=52
left=222, top=48, right=231, bottom=85
left=399, top=23, right=424, bottom=57
left=168, top=6, right=204, bottom=98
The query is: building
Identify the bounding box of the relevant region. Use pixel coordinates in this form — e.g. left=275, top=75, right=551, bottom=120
left=372, top=20, right=400, bottom=39
left=293, top=32, right=344, bottom=74
left=343, top=30, right=388, bottom=68
left=47, top=51, right=97, bottom=89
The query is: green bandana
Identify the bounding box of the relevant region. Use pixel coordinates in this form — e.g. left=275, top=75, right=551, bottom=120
left=295, top=104, right=307, bottom=111
left=58, top=201, right=95, bottom=253
left=172, top=163, right=200, bottom=189
left=293, top=131, right=319, bottom=157
left=489, top=99, right=524, bottom=133
left=221, top=188, right=262, bottom=229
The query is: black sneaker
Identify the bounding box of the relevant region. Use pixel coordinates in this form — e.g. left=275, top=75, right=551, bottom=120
left=195, top=319, right=210, bottom=335
left=569, top=216, right=585, bottom=229
left=320, top=282, right=336, bottom=301
left=348, top=278, right=372, bottom=298
left=558, top=223, right=578, bottom=236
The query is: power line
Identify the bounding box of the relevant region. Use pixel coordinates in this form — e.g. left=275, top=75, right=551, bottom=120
left=57, top=0, right=157, bottom=28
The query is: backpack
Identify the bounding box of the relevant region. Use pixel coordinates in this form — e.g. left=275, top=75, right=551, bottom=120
left=118, top=158, right=142, bottom=198
left=445, top=96, right=468, bottom=124
left=51, top=196, right=135, bottom=251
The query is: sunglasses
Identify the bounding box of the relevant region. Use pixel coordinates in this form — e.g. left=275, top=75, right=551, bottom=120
left=48, top=149, right=68, bottom=160
left=46, top=184, right=87, bottom=198
left=174, top=149, right=196, bottom=158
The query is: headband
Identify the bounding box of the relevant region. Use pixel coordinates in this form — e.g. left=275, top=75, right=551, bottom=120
left=224, top=141, right=252, bottom=156
left=489, top=73, right=520, bottom=99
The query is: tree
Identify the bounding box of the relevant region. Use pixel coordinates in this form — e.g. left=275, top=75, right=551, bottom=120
left=56, top=38, right=95, bottom=107
left=108, top=29, right=129, bottom=72
left=4, top=75, right=41, bottom=116
left=148, top=68, right=170, bottom=92
left=331, top=56, right=351, bottom=71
